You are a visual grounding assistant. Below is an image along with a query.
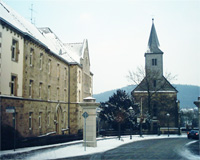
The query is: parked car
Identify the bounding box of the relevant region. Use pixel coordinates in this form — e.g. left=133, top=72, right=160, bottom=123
left=187, top=130, right=199, bottom=139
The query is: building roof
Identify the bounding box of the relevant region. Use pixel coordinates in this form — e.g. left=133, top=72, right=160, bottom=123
left=146, top=19, right=163, bottom=54
left=132, top=76, right=178, bottom=94
left=0, top=1, right=86, bottom=65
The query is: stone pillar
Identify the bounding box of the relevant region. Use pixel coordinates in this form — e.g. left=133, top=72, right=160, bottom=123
left=79, top=97, right=100, bottom=147
left=194, top=97, right=200, bottom=155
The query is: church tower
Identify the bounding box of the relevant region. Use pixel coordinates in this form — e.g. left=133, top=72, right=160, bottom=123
left=145, top=19, right=163, bottom=78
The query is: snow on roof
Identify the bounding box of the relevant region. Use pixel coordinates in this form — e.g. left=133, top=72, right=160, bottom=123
left=64, top=43, right=83, bottom=57
left=38, top=27, right=79, bottom=63
left=0, top=1, right=83, bottom=64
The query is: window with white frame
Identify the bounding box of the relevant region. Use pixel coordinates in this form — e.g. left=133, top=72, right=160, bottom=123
left=11, top=39, right=19, bottom=62
left=47, top=112, right=50, bottom=126
left=64, top=89, right=66, bottom=102
left=30, top=48, right=34, bottom=66
left=79, top=90, right=81, bottom=102
left=63, top=112, right=66, bottom=128
left=57, top=64, right=60, bottom=79
left=79, top=70, right=81, bottom=83
left=48, top=59, right=51, bottom=75
left=39, top=112, right=42, bottom=128
left=57, top=87, right=59, bottom=101
left=29, top=80, right=33, bottom=98
left=10, top=74, right=17, bottom=96
left=39, top=82, right=42, bottom=99
left=39, top=53, right=43, bottom=70
left=64, top=67, right=67, bottom=88
left=48, top=85, right=51, bottom=100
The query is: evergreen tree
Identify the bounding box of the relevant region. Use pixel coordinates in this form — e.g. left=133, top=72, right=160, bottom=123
left=99, top=89, right=138, bottom=131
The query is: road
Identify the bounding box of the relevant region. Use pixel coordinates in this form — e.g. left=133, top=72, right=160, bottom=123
left=63, top=138, right=198, bottom=160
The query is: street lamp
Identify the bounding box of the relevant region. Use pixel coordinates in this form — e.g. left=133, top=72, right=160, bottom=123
left=176, top=100, right=181, bottom=135
left=129, top=106, right=134, bottom=140
left=140, top=97, right=143, bottom=137
left=166, top=113, right=170, bottom=137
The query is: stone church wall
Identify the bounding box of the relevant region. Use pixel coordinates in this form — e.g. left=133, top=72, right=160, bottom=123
left=133, top=91, right=178, bottom=128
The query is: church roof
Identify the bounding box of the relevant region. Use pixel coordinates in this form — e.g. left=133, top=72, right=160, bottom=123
left=146, top=19, right=163, bottom=54
left=132, top=76, right=178, bottom=94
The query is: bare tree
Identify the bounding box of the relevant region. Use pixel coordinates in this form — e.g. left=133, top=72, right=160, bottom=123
left=127, top=66, right=177, bottom=122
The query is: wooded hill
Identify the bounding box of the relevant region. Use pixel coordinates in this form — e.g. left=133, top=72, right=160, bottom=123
left=93, top=84, right=200, bottom=108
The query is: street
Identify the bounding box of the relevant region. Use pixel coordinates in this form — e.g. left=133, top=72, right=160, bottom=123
left=63, top=138, right=199, bottom=160
left=1, top=136, right=199, bottom=160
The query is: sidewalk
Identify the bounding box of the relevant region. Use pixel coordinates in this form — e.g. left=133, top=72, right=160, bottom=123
left=0, top=134, right=189, bottom=159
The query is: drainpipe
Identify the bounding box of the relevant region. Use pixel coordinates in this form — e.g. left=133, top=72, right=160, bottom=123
left=68, top=65, right=71, bottom=134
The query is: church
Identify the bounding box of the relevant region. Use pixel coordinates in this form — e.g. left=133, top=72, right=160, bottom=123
left=132, top=19, right=179, bottom=133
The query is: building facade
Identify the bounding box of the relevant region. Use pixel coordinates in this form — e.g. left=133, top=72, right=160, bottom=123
left=0, top=1, right=93, bottom=138
left=132, top=19, right=179, bottom=132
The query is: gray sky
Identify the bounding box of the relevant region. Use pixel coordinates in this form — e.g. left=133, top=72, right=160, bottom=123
left=3, top=0, right=200, bottom=94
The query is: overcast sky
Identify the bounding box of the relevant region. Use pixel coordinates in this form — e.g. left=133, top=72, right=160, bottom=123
left=3, top=0, right=200, bottom=94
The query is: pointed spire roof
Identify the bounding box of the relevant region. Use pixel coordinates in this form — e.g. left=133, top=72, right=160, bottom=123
left=147, top=19, right=163, bottom=53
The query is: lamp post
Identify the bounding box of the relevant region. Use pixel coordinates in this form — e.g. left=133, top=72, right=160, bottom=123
left=140, top=97, right=143, bottom=137
left=166, top=113, right=170, bottom=137
left=96, top=108, right=101, bottom=137
left=176, top=100, right=181, bottom=135
left=129, top=106, right=134, bottom=140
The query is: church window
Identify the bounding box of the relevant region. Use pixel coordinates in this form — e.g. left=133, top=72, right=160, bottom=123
left=153, top=104, right=157, bottom=117
left=152, top=59, right=157, bottom=66
left=153, top=80, right=157, bottom=87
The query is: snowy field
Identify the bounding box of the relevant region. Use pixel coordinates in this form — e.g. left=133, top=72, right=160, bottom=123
left=0, top=134, right=199, bottom=160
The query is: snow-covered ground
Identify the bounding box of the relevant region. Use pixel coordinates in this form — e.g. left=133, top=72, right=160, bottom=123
left=0, top=134, right=199, bottom=160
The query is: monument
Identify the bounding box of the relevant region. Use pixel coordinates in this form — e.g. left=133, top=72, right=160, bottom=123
left=79, top=97, right=100, bottom=147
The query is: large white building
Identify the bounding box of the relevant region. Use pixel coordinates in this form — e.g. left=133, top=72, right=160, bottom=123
left=0, top=0, right=93, bottom=146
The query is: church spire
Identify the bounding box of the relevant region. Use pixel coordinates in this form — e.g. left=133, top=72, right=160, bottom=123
left=147, top=19, right=163, bottom=53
